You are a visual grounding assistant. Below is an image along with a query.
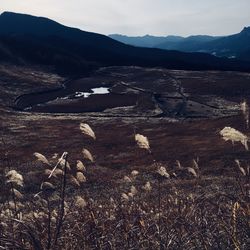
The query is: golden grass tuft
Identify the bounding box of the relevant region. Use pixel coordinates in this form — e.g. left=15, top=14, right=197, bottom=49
left=13, top=188, right=23, bottom=199
left=34, top=152, right=50, bottom=165
left=220, top=127, right=249, bottom=150
left=82, top=148, right=94, bottom=162
left=187, top=167, right=198, bottom=178
left=80, top=123, right=96, bottom=140
left=70, top=175, right=80, bottom=187
left=76, top=172, right=87, bottom=183
left=75, top=196, right=87, bottom=209
left=76, top=160, right=86, bottom=172
left=6, top=170, right=24, bottom=187
left=131, top=170, right=139, bottom=177
left=234, top=159, right=247, bottom=176
left=240, top=100, right=249, bottom=129
left=156, top=166, right=170, bottom=178
left=123, top=175, right=132, bottom=183
left=135, top=134, right=150, bottom=151
left=142, top=181, right=152, bottom=192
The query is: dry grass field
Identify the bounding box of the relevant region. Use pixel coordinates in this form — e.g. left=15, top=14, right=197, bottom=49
left=0, top=64, right=249, bottom=249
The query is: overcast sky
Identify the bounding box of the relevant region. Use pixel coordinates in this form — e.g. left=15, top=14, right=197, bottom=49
left=1, top=0, right=250, bottom=36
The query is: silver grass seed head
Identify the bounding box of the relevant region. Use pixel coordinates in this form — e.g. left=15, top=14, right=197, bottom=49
left=130, top=185, right=138, bottom=196
left=76, top=160, right=86, bottom=172
left=241, top=100, right=249, bottom=128
left=192, top=159, right=199, bottom=170
left=131, top=170, right=139, bottom=177
left=82, top=148, right=94, bottom=162
left=142, top=181, right=152, bottom=192
left=121, top=193, right=129, bottom=201
left=45, top=168, right=63, bottom=178
left=75, top=196, right=87, bottom=209
left=6, top=170, right=24, bottom=187
left=156, top=166, right=170, bottom=178
left=59, top=158, right=71, bottom=170
left=53, top=168, right=64, bottom=177
left=176, top=160, right=182, bottom=170
left=187, top=167, right=198, bottom=177
left=76, top=172, right=87, bottom=183
left=70, top=175, right=80, bottom=187
left=13, top=188, right=23, bottom=199
left=34, top=152, right=50, bottom=165
left=135, top=134, right=150, bottom=151
left=234, top=159, right=246, bottom=176
left=123, top=175, right=132, bottom=183
left=241, top=100, right=248, bottom=113
left=48, top=152, right=68, bottom=178
left=40, top=182, right=56, bottom=192
left=220, top=127, right=249, bottom=150
left=80, top=123, right=96, bottom=140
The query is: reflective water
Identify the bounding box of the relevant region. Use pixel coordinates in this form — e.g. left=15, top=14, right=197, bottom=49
left=74, top=87, right=110, bottom=98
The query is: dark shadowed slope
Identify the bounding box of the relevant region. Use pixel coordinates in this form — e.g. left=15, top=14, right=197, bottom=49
left=0, top=12, right=250, bottom=75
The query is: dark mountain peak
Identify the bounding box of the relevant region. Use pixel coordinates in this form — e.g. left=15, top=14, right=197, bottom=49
left=0, top=11, right=57, bottom=24
left=0, top=11, right=66, bottom=36
left=1, top=11, right=19, bottom=16
left=240, top=26, right=250, bottom=34
left=0, top=11, right=118, bottom=46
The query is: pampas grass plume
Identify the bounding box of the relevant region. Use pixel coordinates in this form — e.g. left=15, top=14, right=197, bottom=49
left=70, top=175, right=80, bottom=187
left=121, top=193, right=129, bottom=201
left=130, top=185, right=137, bottom=196
left=6, top=170, right=24, bottom=187
left=135, top=134, right=150, bottom=151
left=80, top=123, right=96, bottom=140
left=13, top=188, right=23, bottom=199
left=220, top=127, right=249, bottom=150
left=131, top=170, right=139, bottom=177
left=240, top=100, right=249, bottom=129
left=76, top=160, right=86, bottom=172
left=156, top=166, right=170, bottom=178
left=75, top=196, right=87, bottom=209
left=142, top=181, right=152, bottom=192
left=235, top=159, right=246, bottom=176
left=82, top=148, right=94, bottom=162
left=34, top=152, right=50, bottom=165
left=123, top=175, right=132, bottom=183
left=187, top=167, right=198, bottom=178
left=76, top=172, right=86, bottom=183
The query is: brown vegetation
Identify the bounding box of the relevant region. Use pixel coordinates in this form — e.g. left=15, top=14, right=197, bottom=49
left=0, top=66, right=250, bottom=249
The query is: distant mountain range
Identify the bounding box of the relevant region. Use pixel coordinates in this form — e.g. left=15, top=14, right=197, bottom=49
left=109, top=28, right=250, bottom=61
left=0, top=12, right=250, bottom=75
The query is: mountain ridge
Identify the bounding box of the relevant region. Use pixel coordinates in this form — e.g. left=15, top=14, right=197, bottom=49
left=109, top=27, right=250, bottom=60
left=0, top=12, right=250, bottom=75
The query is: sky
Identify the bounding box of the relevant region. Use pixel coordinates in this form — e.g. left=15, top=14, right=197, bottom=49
left=1, top=0, right=250, bottom=36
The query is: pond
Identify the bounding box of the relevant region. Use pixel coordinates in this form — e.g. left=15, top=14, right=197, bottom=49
left=74, top=87, right=110, bottom=98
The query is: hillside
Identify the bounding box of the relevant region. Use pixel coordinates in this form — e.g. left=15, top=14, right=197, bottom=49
left=1, top=12, right=250, bottom=75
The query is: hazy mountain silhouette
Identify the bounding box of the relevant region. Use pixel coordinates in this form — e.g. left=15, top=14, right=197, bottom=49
left=110, top=28, right=250, bottom=61
left=109, top=34, right=184, bottom=48
left=109, top=34, right=218, bottom=49
left=155, top=36, right=220, bottom=51
left=0, top=12, right=250, bottom=75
